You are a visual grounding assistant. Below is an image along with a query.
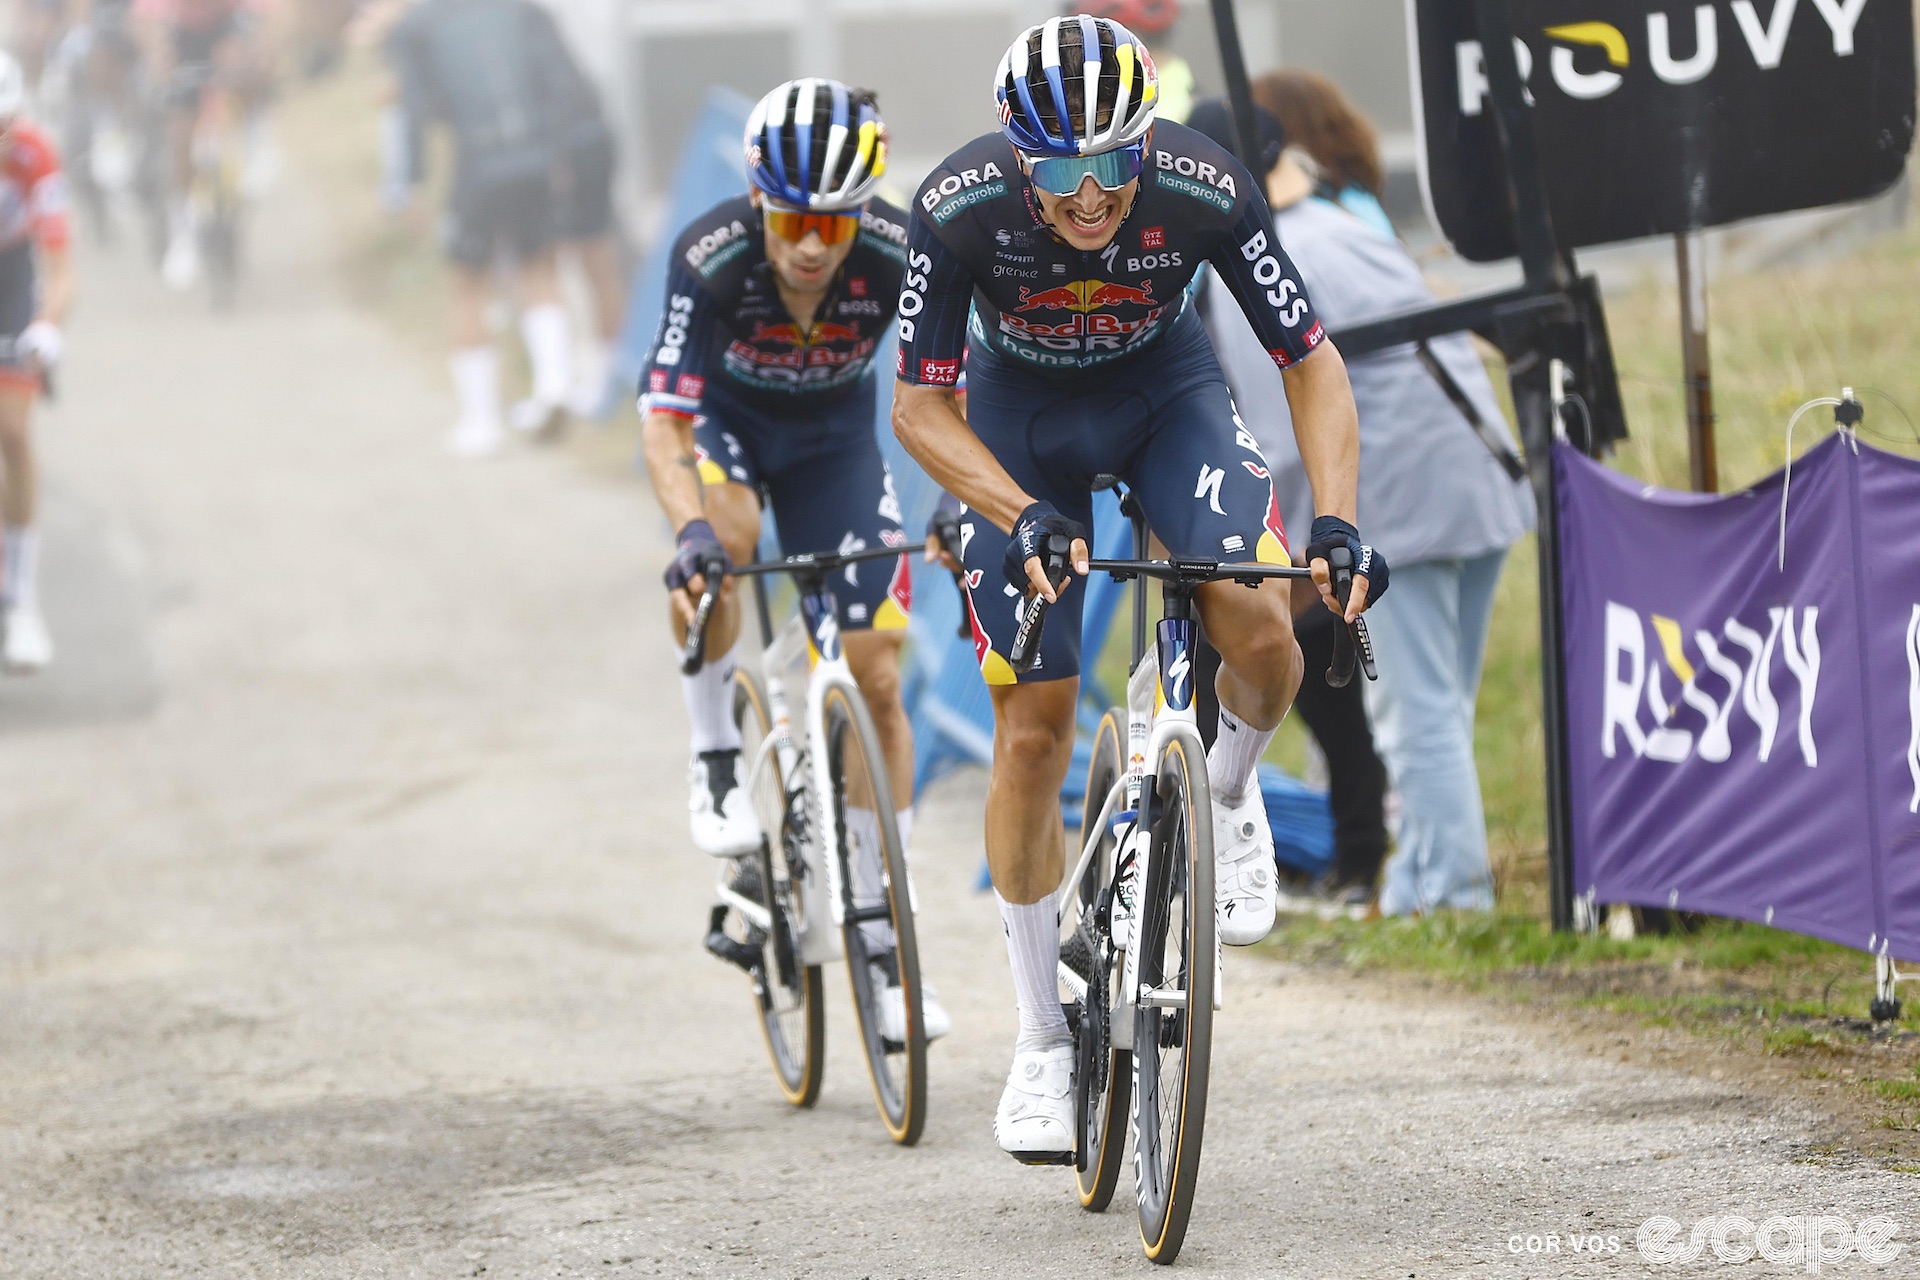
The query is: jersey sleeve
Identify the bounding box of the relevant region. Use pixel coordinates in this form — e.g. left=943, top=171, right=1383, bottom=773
left=1206, top=183, right=1327, bottom=371
left=638, top=260, right=720, bottom=418
left=894, top=213, right=974, bottom=388
left=22, top=137, right=69, bottom=253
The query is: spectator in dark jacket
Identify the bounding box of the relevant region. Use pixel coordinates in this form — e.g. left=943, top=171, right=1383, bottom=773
left=388, top=0, right=580, bottom=454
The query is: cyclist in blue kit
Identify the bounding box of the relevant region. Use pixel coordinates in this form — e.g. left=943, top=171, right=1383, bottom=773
left=892, top=15, right=1386, bottom=1159
left=640, top=78, right=948, bottom=1042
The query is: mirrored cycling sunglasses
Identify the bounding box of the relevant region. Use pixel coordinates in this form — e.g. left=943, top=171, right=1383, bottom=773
left=1021, top=142, right=1147, bottom=196
left=763, top=206, right=862, bottom=245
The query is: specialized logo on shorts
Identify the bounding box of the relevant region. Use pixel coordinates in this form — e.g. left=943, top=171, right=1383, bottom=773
left=919, top=358, right=960, bottom=386
left=1141, top=226, right=1165, bottom=249
left=1011, top=280, right=1156, bottom=313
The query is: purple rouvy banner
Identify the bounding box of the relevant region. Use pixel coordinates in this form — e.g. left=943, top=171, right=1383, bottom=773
left=1557, top=435, right=1920, bottom=962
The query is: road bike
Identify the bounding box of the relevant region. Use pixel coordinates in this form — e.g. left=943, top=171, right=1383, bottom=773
left=682, top=541, right=933, bottom=1145
left=1016, top=482, right=1374, bottom=1264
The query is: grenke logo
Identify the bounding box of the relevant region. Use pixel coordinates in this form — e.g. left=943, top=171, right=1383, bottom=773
left=1455, top=0, right=1874, bottom=110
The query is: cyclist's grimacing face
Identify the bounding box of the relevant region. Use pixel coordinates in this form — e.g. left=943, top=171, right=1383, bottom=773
left=757, top=199, right=861, bottom=294
left=1029, top=172, right=1139, bottom=252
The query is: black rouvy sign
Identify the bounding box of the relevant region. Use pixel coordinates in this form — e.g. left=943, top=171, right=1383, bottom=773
left=1413, top=0, right=1917, bottom=261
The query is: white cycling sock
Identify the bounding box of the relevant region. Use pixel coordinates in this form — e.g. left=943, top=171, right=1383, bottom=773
left=520, top=303, right=572, bottom=408
left=3, top=526, right=39, bottom=611
left=1209, top=703, right=1278, bottom=803
left=681, top=647, right=740, bottom=755
left=847, top=807, right=897, bottom=954
left=449, top=346, right=501, bottom=428
left=998, top=891, right=1070, bottom=1052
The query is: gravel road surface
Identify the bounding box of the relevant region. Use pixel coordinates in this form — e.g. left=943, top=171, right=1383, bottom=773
left=1, top=165, right=1913, bottom=1279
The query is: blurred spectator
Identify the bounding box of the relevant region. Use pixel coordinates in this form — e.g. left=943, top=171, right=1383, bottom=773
left=1192, top=85, right=1534, bottom=917
left=1072, top=0, right=1192, bottom=121
left=521, top=16, right=622, bottom=422
left=1253, top=67, right=1393, bottom=240
left=387, top=0, right=580, bottom=454
left=1186, top=98, right=1387, bottom=917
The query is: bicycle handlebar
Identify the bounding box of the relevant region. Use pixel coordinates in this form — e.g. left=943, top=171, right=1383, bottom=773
left=927, top=511, right=972, bottom=639
left=1006, top=551, right=1375, bottom=687
left=681, top=541, right=946, bottom=674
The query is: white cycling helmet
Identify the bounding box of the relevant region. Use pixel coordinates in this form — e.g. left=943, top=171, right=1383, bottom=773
left=744, top=78, right=888, bottom=211
left=995, top=15, right=1158, bottom=158
left=0, top=51, right=24, bottom=122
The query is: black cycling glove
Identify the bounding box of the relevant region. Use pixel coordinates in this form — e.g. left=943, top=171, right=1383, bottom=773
left=1305, top=515, right=1388, bottom=604
left=1002, top=500, right=1088, bottom=592
left=664, top=519, right=730, bottom=592
left=926, top=493, right=964, bottom=562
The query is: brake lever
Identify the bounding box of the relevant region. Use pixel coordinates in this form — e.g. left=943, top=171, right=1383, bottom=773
left=1008, top=533, right=1072, bottom=675
left=678, top=553, right=729, bottom=676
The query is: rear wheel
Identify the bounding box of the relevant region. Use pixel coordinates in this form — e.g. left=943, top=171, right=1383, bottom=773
left=824, top=681, right=927, bottom=1146
left=1133, top=733, right=1215, bottom=1265
left=1072, top=708, right=1131, bottom=1212
left=733, top=666, right=823, bottom=1107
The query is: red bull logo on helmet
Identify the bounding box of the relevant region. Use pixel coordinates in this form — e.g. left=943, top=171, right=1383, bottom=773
left=1012, top=279, right=1157, bottom=314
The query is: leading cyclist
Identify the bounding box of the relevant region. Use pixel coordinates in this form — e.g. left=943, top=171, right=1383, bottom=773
left=638, top=79, right=948, bottom=1043
left=893, top=16, right=1385, bottom=1160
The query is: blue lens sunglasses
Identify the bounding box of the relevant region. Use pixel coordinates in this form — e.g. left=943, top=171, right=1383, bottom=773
left=1022, top=142, right=1147, bottom=196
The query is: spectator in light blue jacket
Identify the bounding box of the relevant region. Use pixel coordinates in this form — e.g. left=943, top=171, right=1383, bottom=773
left=1197, top=74, right=1535, bottom=916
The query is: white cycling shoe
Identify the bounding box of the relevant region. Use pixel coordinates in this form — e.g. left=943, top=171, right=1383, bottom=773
left=161, top=231, right=199, bottom=291
left=689, top=749, right=761, bottom=858
left=508, top=396, right=567, bottom=437
left=994, top=1044, right=1075, bottom=1163
left=2, top=606, right=53, bottom=672
left=876, top=966, right=952, bottom=1043
left=1213, top=784, right=1278, bottom=946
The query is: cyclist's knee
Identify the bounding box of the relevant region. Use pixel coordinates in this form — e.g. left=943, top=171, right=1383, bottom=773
left=993, top=690, right=1076, bottom=771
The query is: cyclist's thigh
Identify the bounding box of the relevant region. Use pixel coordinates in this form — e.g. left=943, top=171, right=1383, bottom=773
left=956, top=356, right=1117, bottom=685
left=0, top=247, right=41, bottom=406
left=1126, top=348, right=1291, bottom=566
left=758, top=389, right=911, bottom=634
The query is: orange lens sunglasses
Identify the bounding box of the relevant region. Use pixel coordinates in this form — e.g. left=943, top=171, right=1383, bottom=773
left=764, top=207, right=861, bottom=245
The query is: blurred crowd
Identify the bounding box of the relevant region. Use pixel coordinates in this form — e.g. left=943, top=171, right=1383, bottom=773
left=1, top=0, right=1530, bottom=921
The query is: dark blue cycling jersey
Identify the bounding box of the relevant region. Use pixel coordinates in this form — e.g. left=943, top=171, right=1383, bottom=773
left=641, top=194, right=909, bottom=417
left=896, top=121, right=1323, bottom=384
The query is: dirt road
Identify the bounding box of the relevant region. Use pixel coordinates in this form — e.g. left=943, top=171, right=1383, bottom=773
left=1, top=165, right=1913, bottom=1278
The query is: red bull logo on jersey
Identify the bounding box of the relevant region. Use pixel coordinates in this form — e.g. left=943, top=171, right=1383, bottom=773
left=1011, top=279, right=1157, bottom=314
left=747, top=320, right=868, bottom=347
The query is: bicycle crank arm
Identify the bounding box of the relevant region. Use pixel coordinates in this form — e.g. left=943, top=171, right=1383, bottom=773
left=702, top=905, right=760, bottom=973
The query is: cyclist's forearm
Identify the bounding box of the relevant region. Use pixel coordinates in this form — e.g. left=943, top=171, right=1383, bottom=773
left=640, top=409, right=707, bottom=534
left=1282, top=341, right=1359, bottom=526
left=892, top=381, right=1031, bottom=533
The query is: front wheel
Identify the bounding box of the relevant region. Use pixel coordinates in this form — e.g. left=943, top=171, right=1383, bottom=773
left=733, top=666, right=823, bottom=1108
left=823, top=681, right=928, bottom=1146
left=1133, top=731, right=1215, bottom=1265
left=1072, top=708, right=1131, bottom=1212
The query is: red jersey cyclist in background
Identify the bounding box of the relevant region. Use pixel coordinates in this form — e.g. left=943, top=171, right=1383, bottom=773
left=0, top=51, right=75, bottom=671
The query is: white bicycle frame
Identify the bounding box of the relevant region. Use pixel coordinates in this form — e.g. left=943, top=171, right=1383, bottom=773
left=1058, top=606, right=1221, bottom=1055
left=712, top=579, right=876, bottom=968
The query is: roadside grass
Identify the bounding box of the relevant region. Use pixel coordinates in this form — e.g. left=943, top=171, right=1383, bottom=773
left=1267, top=908, right=1920, bottom=1149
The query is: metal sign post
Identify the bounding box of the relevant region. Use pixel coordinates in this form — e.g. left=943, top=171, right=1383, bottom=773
left=1676, top=231, right=1718, bottom=493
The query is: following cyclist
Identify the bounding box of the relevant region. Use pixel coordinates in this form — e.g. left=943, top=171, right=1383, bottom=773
left=134, top=0, right=271, bottom=288
left=638, top=79, right=948, bottom=1043
left=892, top=15, right=1385, bottom=1161
left=0, top=51, right=75, bottom=671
